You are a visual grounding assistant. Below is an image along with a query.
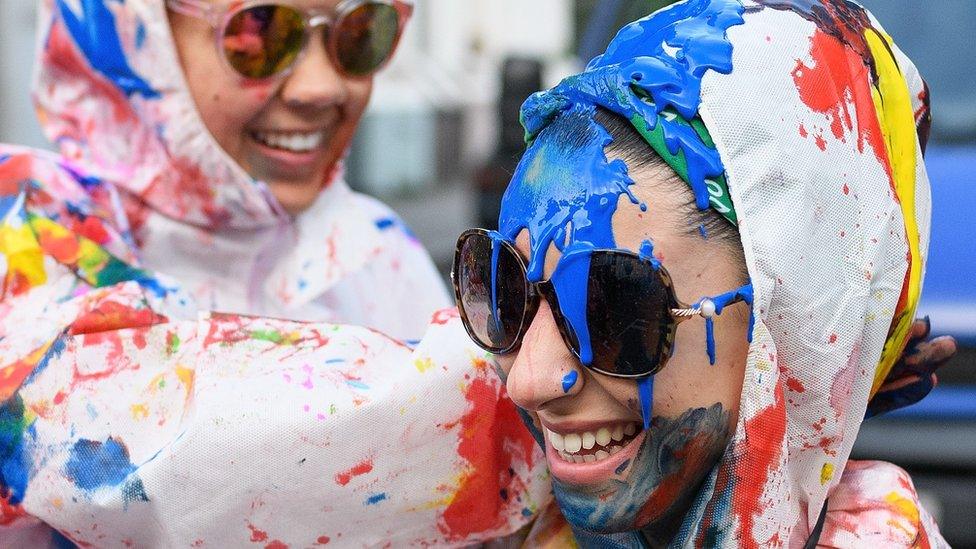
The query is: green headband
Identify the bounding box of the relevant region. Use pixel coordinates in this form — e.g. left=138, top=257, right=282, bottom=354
left=629, top=107, right=737, bottom=225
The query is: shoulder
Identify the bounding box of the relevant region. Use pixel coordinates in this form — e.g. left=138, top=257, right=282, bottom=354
left=348, top=190, right=424, bottom=247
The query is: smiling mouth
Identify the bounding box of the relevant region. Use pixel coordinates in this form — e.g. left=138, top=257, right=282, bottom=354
left=546, top=422, right=642, bottom=464
left=251, top=130, right=327, bottom=154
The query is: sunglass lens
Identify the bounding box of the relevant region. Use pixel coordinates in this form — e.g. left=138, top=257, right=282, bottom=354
left=456, top=233, right=527, bottom=352
left=223, top=5, right=305, bottom=79
left=334, top=3, right=401, bottom=77
left=586, top=254, right=677, bottom=377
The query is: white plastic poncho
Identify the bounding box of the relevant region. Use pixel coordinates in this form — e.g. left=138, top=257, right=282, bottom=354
left=0, top=0, right=549, bottom=546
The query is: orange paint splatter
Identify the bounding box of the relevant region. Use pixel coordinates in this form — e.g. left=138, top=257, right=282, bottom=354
left=733, top=385, right=787, bottom=549
left=334, top=458, right=374, bottom=486
left=247, top=522, right=269, bottom=542
left=438, top=376, right=538, bottom=540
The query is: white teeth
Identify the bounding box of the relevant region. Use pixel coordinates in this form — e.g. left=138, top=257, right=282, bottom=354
left=583, top=454, right=596, bottom=463
left=547, top=429, right=565, bottom=452
left=624, top=423, right=637, bottom=436
left=609, top=445, right=622, bottom=455
left=596, top=427, right=612, bottom=447
left=253, top=131, right=325, bottom=153
left=595, top=450, right=610, bottom=460
left=581, top=431, right=596, bottom=450
left=611, top=425, right=625, bottom=441
left=563, top=433, right=583, bottom=453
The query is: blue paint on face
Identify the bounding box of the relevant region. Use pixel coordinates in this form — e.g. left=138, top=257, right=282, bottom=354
left=56, top=0, right=160, bottom=98
left=638, top=376, right=654, bottom=430
left=562, top=370, right=579, bottom=393
left=499, top=103, right=637, bottom=368
left=65, top=437, right=139, bottom=491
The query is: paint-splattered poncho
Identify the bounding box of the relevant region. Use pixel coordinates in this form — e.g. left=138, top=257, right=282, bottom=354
left=0, top=0, right=548, bottom=546
left=510, top=0, right=949, bottom=547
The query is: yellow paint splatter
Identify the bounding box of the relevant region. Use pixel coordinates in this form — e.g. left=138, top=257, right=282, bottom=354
left=885, top=491, right=920, bottom=523
left=820, top=462, right=835, bottom=485
left=130, top=403, right=149, bottom=420
left=414, top=357, right=434, bottom=373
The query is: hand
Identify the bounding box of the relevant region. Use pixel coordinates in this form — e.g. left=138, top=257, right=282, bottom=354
left=865, top=317, right=958, bottom=419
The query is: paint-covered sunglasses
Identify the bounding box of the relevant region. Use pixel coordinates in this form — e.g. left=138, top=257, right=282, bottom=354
left=167, top=0, right=413, bottom=80
left=452, top=229, right=749, bottom=379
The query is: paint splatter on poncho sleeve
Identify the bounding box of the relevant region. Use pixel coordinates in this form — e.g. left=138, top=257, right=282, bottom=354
left=0, top=154, right=549, bottom=547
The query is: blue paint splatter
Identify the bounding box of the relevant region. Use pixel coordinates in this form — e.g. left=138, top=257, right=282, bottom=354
left=345, top=380, right=370, bottom=390
left=65, top=437, right=138, bottom=491
left=614, top=459, right=632, bottom=476
left=374, top=218, right=396, bottom=231
left=0, top=396, right=35, bottom=505
left=325, top=358, right=346, bottom=365
left=561, top=370, right=579, bottom=393
left=638, top=376, right=654, bottom=430
left=23, top=333, right=68, bottom=387
left=697, top=283, right=753, bottom=365
left=699, top=224, right=708, bottom=239
left=56, top=0, right=160, bottom=98
left=364, top=492, right=387, bottom=505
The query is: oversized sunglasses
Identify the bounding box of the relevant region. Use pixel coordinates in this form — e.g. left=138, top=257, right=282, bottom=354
left=167, top=0, right=413, bottom=80
left=452, top=229, right=747, bottom=379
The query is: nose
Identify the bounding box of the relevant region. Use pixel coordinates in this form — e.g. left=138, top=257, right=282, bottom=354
left=278, top=28, right=350, bottom=111
left=505, top=300, right=584, bottom=412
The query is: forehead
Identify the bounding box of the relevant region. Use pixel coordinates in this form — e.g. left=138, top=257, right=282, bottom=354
left=499, top=106, right=635, bottom=264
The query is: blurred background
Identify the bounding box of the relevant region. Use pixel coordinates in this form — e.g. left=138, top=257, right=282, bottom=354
left=1, top=0, right=974, bottom=544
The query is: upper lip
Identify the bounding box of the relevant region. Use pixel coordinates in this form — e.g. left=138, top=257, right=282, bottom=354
left=540, top=418, right=640, bottom=434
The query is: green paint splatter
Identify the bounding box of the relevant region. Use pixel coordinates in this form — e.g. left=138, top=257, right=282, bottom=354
left=249, top=330, right=285, bottom=344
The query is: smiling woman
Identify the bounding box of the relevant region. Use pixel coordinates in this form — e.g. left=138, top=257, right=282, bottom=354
left=0, top=0, right=552, bottom=545
left=454, top=0, right=952, bottom=546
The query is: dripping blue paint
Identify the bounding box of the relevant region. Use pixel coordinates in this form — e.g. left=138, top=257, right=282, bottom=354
left=638, top=376, right=654, bottom=430
left=562, top=370, right=579, bottom=393
left=56, top=0, right=160, bottom=98
left=696, top=283, right=754, bottom=364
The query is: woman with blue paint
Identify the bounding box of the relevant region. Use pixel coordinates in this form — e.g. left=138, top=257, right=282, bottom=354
left=0, top=0, right=550, bottom=546
left=454, top=0, right=956, bottom=546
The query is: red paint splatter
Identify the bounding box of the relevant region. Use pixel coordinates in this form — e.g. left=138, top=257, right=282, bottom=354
left=814, top=133, right=827, bottom=151
left=829, top=333, right=838, bottom=344
left=792, top=29, right=892, bottom=176
left=247, top=522, right=269, bottom=542
left=316, top=536, right=331, bottom=545
left=798, top=124, right=808, bottom=138
left=334, top=458, right=374, bottom=486
left=70, top=300, right=166, bottom=335
left=842, top=182, right=850, bottom=195
left=0, top=496, right=27, bottom=526
left=438, top=376, right=538, bottom=540
left=786, top=377, right=806, bottom=393
left=732, top=385, right=787, bottom=549
left=431, top=308, right=461, bottom=326
left=265, top=542, right=288, bottom=549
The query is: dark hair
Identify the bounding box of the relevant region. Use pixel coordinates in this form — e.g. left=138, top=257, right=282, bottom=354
left=593, top=108, right=745, bottom=262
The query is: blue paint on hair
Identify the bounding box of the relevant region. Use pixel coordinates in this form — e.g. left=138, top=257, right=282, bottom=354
left=56, top=0, right=160, bottom=98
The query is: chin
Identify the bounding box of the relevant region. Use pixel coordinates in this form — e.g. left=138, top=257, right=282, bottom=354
left=551, top=404, right=731, bottom=536
left=268, top=181, right=325, bottom=216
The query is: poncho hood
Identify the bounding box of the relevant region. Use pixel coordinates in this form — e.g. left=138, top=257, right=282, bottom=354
left=514, top=0, right=942, bottom=545
left=33, top=0, right=288, bottom=229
